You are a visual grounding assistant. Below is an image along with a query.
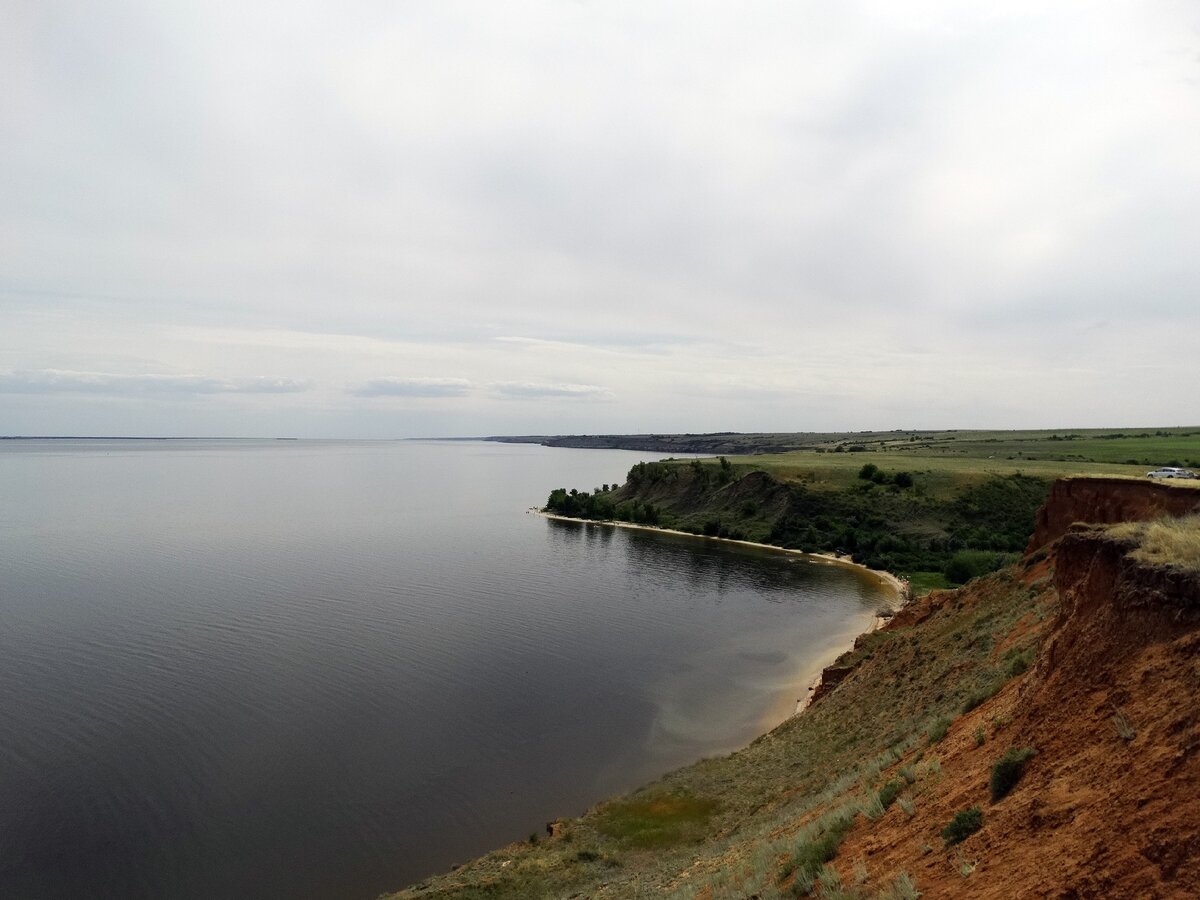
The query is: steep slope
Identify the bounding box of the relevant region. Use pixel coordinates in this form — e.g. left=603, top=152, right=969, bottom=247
left=826, top=518, right=1200, bottom=898
left=387, top=479, right=1200, bottom=900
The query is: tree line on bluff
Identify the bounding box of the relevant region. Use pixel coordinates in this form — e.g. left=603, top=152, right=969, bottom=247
left=544, top=459, right=1048, bottom=584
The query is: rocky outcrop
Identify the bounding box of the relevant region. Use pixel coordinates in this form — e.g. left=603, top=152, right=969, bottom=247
left=1026, top=476, right=1200, bottom=553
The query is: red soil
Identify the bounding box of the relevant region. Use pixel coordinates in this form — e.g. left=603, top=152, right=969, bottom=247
left=830, top=502, right=1200, bottom=898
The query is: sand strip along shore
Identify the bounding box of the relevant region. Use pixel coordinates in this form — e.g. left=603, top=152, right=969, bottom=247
left=532, top=509, right=910, bottom=724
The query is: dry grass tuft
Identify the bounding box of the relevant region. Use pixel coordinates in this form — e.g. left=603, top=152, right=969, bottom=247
left=1107, top=515, right=1200, bottom=573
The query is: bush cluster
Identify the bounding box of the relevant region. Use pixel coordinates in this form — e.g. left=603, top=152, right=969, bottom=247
left=990, top=747, right=1036, bottom=802
left=544, top=487, right=660, bottom=525
left=942, top=807, right=983, bottom=846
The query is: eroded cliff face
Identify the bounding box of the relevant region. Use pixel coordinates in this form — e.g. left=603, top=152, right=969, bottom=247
left=1027, top=476, right=1200, bottom=553
left=824, top=482, right=1200, bottom=898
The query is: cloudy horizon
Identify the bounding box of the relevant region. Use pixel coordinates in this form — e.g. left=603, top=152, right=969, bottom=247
left=3, top=1, right=1199, bottom=438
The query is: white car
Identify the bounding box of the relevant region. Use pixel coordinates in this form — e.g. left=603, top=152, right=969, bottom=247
left=1147, top=467, right=1196, bottom=479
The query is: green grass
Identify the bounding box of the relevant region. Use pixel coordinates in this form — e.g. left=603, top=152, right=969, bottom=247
left=906, top=571, right=953, bottom=595
left=778, top=806, right=857, bottom=888
left=876, top=778, right=905, bottom=812
left=927, top=716, right=952, bottom=745
left=593, top=793, right=720, bottom=849
left=718, top=449, right=1165, bottom=500
left=960, top=680, right=1002, bottom=714
left=508, top=426, right=1200, bottom=469
left=693, top=426, right=1200, bottom=499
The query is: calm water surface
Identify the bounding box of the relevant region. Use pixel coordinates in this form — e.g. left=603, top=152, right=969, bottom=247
left=0, top=439, right=888, bottom=899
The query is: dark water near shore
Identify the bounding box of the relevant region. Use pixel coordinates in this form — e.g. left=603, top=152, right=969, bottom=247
left=0, top=439, right=888, bottom=899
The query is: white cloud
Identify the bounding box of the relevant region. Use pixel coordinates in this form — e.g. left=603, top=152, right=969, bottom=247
left=490, top=382, right=611, bottom=400
left=0, top=370, right=311, bottom=395
left=354, top=377, right=472, bottom=398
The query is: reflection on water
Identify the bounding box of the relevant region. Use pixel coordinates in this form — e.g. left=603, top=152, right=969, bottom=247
left=0, top=440, right=888, bottom=899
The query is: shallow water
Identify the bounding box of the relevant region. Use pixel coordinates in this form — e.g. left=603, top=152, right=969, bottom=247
left=0, top=439, right=888, bottom=898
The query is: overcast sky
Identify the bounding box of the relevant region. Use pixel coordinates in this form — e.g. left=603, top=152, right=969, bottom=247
left=3, top=1, right=1198, bottom=437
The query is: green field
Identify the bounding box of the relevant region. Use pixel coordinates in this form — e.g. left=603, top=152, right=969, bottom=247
left=711, top=427, right=1200, bottom=500
left=494, top=426, right=1200, bottom=469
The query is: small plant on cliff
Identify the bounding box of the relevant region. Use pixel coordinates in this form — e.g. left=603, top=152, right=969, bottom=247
left=926, top=716, right=951, bottom=745
left=779, top=806, right=856, bottom=889
left=879, top=872, right=920, bottom=900
left=941, top=807, right=983, bottom=846
left=960, top=680, right=1001, bottom=714
left=1004, top=646, right=1034, bottom=678
left=860, top=792, right=885, bottom=820
left=989, top=747, right=1036, bottom=801
left=1112, top=707, right=1137, bottom=742
left=877, top=778, right=905, bottom=811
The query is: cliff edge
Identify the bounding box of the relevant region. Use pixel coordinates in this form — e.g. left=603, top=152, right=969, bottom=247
left=1026, top=475, right=1200, bottom=552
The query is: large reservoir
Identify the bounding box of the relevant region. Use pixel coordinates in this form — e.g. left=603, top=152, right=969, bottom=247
left=0, top=439, right=890, bottom=898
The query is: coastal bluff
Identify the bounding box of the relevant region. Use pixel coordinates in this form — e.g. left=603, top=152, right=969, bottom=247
left=387, top=476, right=1200, bottom=900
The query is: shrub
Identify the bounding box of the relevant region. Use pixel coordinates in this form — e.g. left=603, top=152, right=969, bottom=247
left=941, top=807, right=983, bottom=846
left=780, top=809, right=856, bottom=887
left=990, top=747, right=1036, bottom=801
left=860, top=792, right=885, bottom=820
left=944, top=550, right=1015, bottom=584
left=877, top=778, right=905, bottom=811
left=879, top=872, right=920, bottom=900
left=1004, top=647, right=1033, bottom=678
left=1112, top=708, right=1137, bottom=742
left=960, top=681, right=1001, bottom=714
left=858, top=463, right=879, bottom=481
left=927, top=716, right=951, bottom=744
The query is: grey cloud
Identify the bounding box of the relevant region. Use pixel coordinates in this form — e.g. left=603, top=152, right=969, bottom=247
left=493, top=332, right=701, bottom=353
left=354, top=377, right=472, bottom=398
left=0, top=370, right=311, bottom=395
left=3, top=3, right=1199, bottom=436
